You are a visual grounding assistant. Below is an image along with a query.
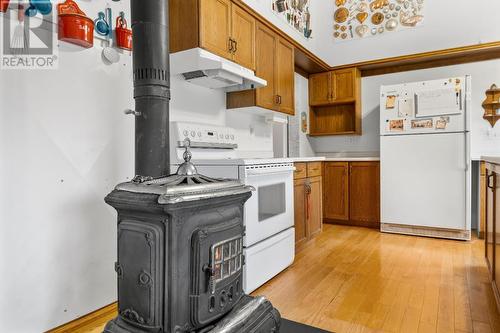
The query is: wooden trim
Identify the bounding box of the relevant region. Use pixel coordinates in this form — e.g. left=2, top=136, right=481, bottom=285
left=324, top=218, right=380, bottom=229
left=333, top=41, right=500, bottom=77
left=294, top=65, right=309, bottom=78
left=46, top=303, right=117, bottom=333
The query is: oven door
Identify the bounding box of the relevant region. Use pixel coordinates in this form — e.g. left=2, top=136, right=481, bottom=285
left=240, top=163, right=295, bottom=247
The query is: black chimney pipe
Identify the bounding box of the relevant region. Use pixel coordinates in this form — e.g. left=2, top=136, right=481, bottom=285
left=131, top=0, right=170, bottom=178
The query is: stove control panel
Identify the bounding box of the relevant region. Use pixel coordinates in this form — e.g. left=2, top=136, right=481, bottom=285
left=171, top=122, right=238, bottom=149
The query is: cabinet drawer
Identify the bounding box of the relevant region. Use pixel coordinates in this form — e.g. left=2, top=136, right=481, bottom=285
left=294, top=163, right=307, bottom=179
left=307, top=162, right=322, bottom=177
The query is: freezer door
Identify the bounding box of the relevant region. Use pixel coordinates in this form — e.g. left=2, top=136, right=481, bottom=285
left=380, top=77, right=467, bottom=136
left=381, top=133, right=467, bottom=230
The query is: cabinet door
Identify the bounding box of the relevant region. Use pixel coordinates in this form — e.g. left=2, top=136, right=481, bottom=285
left=349, top=162, right=380, bottom=226
left=199, top=0, right=232, bottom=59
left=276, top=37, right=295, bottom=115
left=323, top=162, right=349, bottom=221
left=309, top=72, right=331, bottom=106
left=486, top=170, right=495, bottom=273
left=333, top=68, right=357, bottom=102
left=255, top=23, right=278, bottom=111
left=231, top=4, right=255, bottom=70
left=307, top=176, right=323, bottom=238
left=294, top=178, right=308, bottom=248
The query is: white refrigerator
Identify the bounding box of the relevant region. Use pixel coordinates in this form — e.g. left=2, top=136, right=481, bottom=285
left=380, top=77, right=471, bottom=240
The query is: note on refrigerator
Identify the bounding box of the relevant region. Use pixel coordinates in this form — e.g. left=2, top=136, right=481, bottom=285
left=415, top=88, right=461, bottom=118
left=398, top=98, right=414, bottom=117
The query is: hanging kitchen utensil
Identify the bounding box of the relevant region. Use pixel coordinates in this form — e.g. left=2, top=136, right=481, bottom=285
left=94, top=11, right=110, bottom=36
left=334, top=7, right=349, bottom=23
left=25, top=0, right=52, bottom=17
left=115, top=11, right=132, bottom=50
left=57, top=0, right=94, bottom=48
left=101, top=7, right=120, bottom=64
left=0, top=0, right=9, bottom=12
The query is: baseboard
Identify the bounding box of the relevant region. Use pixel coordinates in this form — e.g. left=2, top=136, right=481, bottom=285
left=46, top=302, right=117, bottom=333
left=324, top=218, right=380, bottom=229
left=381, top=223, right=471, bottom=241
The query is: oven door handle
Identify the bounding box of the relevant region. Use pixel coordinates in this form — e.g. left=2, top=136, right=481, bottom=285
left=244, top=167, right=296, bottom=177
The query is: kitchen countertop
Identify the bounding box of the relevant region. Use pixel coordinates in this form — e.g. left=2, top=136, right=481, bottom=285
left=288, top=156, right=380, bottom=162
left=482, top=156, right=500, bottom=165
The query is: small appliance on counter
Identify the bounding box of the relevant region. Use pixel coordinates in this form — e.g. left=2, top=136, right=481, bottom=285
left=380, top=76, right=471, bottom=240
left=170, top=122, right=296, bottom=293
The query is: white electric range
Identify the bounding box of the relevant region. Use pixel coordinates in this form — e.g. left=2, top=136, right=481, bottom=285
left=170, top=122, right=295, bottom=293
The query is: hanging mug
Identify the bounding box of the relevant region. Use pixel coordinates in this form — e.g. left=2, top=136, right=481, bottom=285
left=0, top=0, right=10, bottom=12
left=94, top=11, right=110, bottom=36
left=25, top=0, right=52, bottom=17
left=115, top=12, right=132, bottom=50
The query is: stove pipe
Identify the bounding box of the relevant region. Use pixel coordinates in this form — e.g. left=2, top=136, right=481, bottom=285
left=130, top=0, right=170, bottom=178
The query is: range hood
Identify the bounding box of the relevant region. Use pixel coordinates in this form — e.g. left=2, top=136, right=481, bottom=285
left=170, top=48, right=267, bottom=92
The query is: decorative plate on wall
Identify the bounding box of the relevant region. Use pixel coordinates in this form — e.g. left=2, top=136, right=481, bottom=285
left=333, top=0, right=425, bottom=42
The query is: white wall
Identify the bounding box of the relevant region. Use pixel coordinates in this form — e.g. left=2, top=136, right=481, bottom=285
left=289, top=73, right=315, bottom=157
left=312, top=60, right=500, bottom=159
left=0, top=4, right=274, bottom=333
left=313, top=0, right=500, bottom=67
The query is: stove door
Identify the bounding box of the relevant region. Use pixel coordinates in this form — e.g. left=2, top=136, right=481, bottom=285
left=190, top=219, right=244, bottom=328
left=241, top=165, right=294, bottom=246
left=116, top=220, right=163, bottom=330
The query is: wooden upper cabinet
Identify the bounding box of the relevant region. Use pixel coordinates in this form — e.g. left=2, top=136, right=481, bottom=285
left=323, top=162, right=349, bottom=221
left=309, top=68, right=359, bottom=106
left=227, top=22, right=295, bottom=115
left=199, top=0, right=232, bottom=59
left=276, top=38, right=295, bottom=115
left=349, top=162, right=380, bottom=225
left=333, top=68, right=357, bottom=102
left=309, top=72, right=331, bottom=106
left=255, top=23, right=277, bottom=110
left=231, top=4, right=256, bottom=70
left=170, top=0, right=255, bottom=70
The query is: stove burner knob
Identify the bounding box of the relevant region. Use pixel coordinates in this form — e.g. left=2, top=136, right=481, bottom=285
left=183, top=130, right=189, bottom=137
left=225, top=134, right=229, bottom=139
left=230, top=135, right=234, bottom=140
left=197, top=131, right=202, bottom=137
left=190, top=131, right=196, bottom=137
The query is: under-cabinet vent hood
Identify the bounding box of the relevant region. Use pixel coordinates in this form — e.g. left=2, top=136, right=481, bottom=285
left=170, top=48, right=267, bottom=92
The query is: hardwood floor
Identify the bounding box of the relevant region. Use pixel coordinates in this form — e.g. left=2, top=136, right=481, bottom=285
left=68, top=225, right=500, bottom=333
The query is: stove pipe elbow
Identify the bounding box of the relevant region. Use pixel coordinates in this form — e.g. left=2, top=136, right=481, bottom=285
left=130, top=0, right=171, bottom=178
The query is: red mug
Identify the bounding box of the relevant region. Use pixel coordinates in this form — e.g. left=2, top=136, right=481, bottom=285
left=0, top=0, right=10, bottom=12
left=115, top=15, right=132, bottom=51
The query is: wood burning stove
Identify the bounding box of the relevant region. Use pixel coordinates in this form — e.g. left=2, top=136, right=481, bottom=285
left=103, top=0, right=282, bottom=331
left=103, top=143, right=281, bottom=332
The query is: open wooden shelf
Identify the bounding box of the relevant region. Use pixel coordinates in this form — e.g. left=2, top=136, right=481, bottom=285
left=309, top=102, right=361, bottom=136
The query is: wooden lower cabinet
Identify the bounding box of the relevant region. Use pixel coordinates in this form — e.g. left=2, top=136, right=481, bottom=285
left=323, top=161, right=380, bottom=228
left=485, top=161, right=500, bottom=310
left=294, top=163, right=323, bottom=250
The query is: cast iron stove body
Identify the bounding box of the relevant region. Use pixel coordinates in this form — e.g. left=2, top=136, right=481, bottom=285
left=103, top=0, right=281, bottom=331
left=103, top=146, right=281, bottom=333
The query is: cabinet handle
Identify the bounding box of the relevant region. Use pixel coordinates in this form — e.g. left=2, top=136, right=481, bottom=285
left=305, top=184, right=311, bottom=220
left=233, top=40, right=238, bottom=54
left=278, top=95, right=282, bottom=105
left=275, top=95, right=280, bottom=105
left=228, top=38, right=234, bottom=53
left=488, top=174, right=496, bottom=190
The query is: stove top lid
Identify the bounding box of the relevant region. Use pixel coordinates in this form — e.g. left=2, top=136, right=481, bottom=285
left=115, top=139, right=254, bottom=204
